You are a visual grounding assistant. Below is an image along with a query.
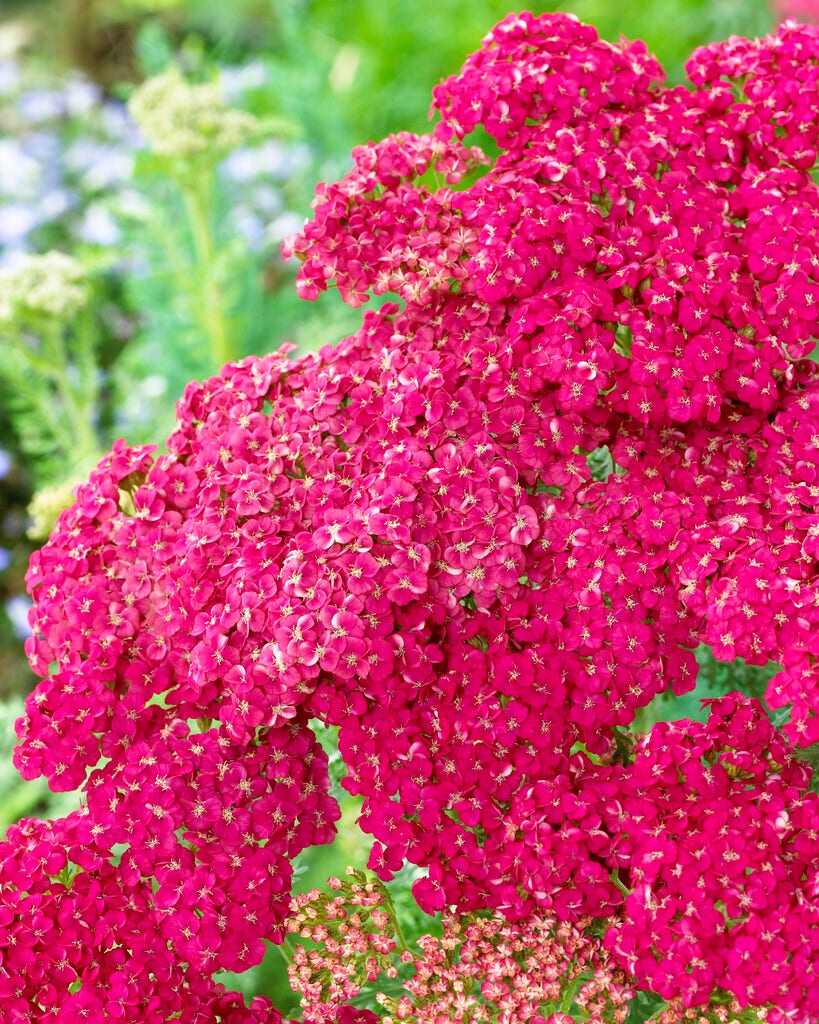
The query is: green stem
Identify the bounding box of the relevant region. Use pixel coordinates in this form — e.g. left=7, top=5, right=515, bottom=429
left=45, top=324, right=99, bottom=463
left=14, top=320, right=98, bottom=466
left=388, top=901, right=410, bottom=955
left=559, top=975, right=580, bottom=1015
left=183, top=178, right=234, bottom=368
left=380, top=880, right=410, bottom=953
left=276, top=933, right=297, bottom=965
left=31, top=383, right=76, bottom=458
left=7, top=337, right=53, bottom=376
left=73, top=307, right=103, bottom=410
left=610, top=870, right=631, bottom=898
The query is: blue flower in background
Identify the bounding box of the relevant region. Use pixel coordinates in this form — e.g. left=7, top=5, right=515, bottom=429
left=4, top=596, right=32, bottom=640
left=16, top=88, right=64, bottom=124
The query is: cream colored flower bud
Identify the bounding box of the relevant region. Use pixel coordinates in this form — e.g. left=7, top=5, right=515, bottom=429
left=0, top=251, right=89, bottom=324
left=128, top=68, right=260, bottom=162
left=27, top=477, right=80, bottom=540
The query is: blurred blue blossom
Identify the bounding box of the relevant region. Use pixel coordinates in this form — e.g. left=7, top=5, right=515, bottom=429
left=0, top=68, right=136, bottom=262
left=76, top=203, right=121, bottom=246
left=0, top=139, right=41, bottom=199
left=219, top=139, right=311, bottom=249
left=227, top=207, right=267, bottom=250
left=62, top=77, right=102, bottom=118
left=266, top=210, right=304, bottom=245
left=219, top=60, right=269, bottom=102
left=0, top=62, right=20, bottom=96
left=221, top=139, right=310, bottom=183
left=0, top=203, right=40, bottom=249
left=21, top=130, right=61, bottom=167
left=16, top=88, right=64, bottom=124
left=64, top=140, right=133, bottom=191
left=4, top=596, right=31, bottom=640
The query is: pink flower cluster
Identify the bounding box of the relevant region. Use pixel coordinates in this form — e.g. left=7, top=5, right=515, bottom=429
left=282, top=132, right=489, bottom=306
left=0, top=812, right=285, bottom=1022
left=287, top=871, right=638, bottom=1024
left=603, top=697, right=819, bottom=1010
left=286, top=872, right=398, bottom=1022
left=3, top=11, right=819, bottom=1021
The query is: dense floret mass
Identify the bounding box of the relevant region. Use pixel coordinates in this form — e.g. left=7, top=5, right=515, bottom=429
left=4, top=12, right=819, bottom=1022
left=287, top=872, right=638, bottom=1024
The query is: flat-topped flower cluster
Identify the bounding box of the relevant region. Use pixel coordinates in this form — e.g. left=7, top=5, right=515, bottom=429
left=287, top=869, right=638, bottom=1024
left=3, top=12, right=819, bottom=1022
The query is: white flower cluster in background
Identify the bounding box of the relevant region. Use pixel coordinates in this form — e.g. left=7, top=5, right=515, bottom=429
left=0, top=250, right=88, bottom=322
left=128, top=68, right=261, bottom=162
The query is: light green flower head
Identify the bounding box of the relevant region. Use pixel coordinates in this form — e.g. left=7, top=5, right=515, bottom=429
left=128, top=67, right=260, bottom=163
left=0, top=251, right=89, bottom=325
left=27, top=478, right=79, bottom=540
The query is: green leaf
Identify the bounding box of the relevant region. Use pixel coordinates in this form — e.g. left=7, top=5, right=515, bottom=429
left=625, top=989, right=667, bottom=1024
left=135, top=20, right=176, bottom=77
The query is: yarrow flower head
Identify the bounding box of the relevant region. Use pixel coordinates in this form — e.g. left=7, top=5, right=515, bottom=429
left=128, top=68, right=261, bottom=163
left=286, top=870, right=638, bottom=1024
left=285, top=870, right=769, bottom=1024
left=4, top=12, right=819, bottom=1022
left=26, top=476, right=87, bottom=541
left=0, top=250, right=89, bottom=324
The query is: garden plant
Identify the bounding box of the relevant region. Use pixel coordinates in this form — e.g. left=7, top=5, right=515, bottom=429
left=2, top=9, right=819, bottom=1023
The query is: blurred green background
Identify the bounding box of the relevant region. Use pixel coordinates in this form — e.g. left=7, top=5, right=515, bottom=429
left=0, top=0, right=796, bottom=1013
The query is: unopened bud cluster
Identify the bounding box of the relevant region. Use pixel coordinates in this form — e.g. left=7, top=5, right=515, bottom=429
left=0, top=251, right=89, bottom=324
left=128, top=68, right=260, bottom=162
